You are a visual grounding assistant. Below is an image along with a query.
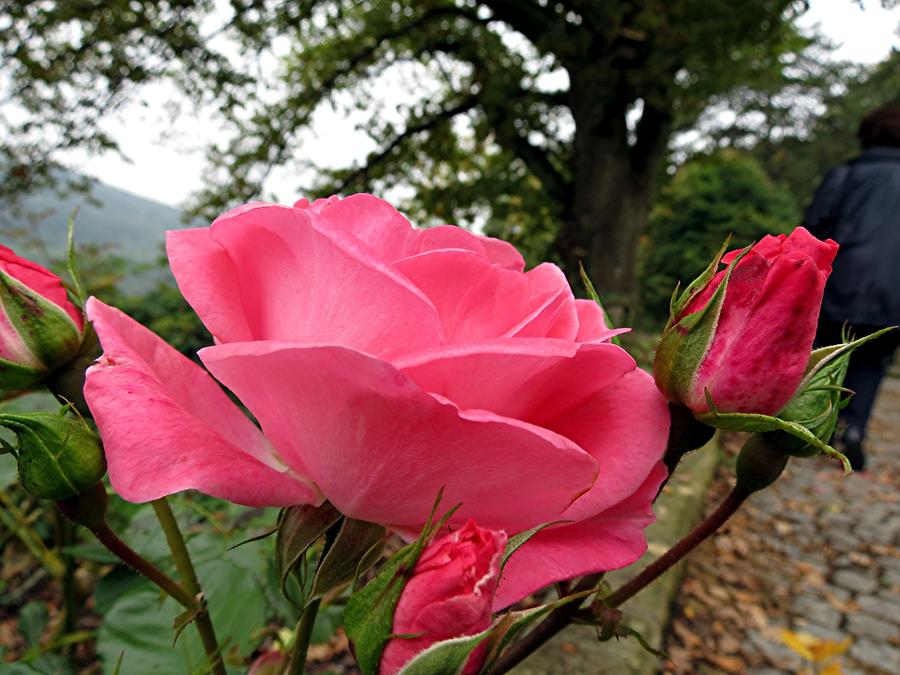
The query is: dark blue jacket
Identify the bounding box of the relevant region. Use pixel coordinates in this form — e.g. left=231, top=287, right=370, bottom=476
left=803, top=147, right=900, bottom=327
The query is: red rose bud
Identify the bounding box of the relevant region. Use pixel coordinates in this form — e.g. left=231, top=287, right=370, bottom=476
left=654, top=227, right=838, bottom=416
left=379, top=520, right=506, bottom=675
left=0, top=412, right=106, bottom=501
left=0, top=245, right=84, bottom=390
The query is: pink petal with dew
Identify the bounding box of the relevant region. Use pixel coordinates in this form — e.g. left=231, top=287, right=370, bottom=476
left=84, top=298, right=320, bottom=507
left=201, top=341, right=599, bottom=532
left=493, top=461, right=668, bottom=610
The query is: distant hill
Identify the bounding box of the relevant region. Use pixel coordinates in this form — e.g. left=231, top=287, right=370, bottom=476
left=0, top=174, right=203, bottom=293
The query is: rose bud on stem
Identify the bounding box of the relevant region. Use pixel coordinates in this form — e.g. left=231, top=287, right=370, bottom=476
left=653, top=228, right=838, bottom=474
left=379, top=520, right=506, bottom=674
left=0, top=244, right=86, bottom=393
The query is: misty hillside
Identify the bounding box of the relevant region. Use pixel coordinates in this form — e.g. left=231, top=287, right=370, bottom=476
left=1, top=175, right=200, bottom=271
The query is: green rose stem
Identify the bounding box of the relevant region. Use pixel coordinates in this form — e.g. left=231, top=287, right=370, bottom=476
left=152, top=497, right=226, bottom=675
left=490, top=434, right=788, bottom=674
left=287, top=598, right=322, bottom=675
left=57, top=483, right=226, bottom=675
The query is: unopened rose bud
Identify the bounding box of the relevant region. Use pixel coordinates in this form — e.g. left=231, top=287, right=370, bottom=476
left=0, top=245, right=84, bottom=391
left=379, top=520, right=506, bottom=675
left=654, top=228, right=838, bottom=417
left=0, top=412, right=106, bottom=500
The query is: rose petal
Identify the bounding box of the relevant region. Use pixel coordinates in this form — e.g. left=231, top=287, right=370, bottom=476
left=697, top=250, right=825, bottom=414
left=538, top=367, right=669, bottom=520
left=505, top=264, right=579, bottom=341
left=574, top=299, right=629, bottom=343
left=409, top=224, right=525, bottom=271
left=84, top=298, right=320, bottom=507
left=0, top=244, right=83, bottom=328
left=166, top=228, right=253, bottom=342
left=396, top=339, right=635, bottom=425
left=394, top=249, right=532, bottom=343
left=493, top=461, right=668, bottom=610
left=170, top=203, right=444, bottom=358
left=201, top=341, right=599, bottom=531
left=308, top=193, right=417, bottom=261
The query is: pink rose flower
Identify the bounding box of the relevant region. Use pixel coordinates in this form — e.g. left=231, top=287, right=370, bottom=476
left=84, top=194, right=669, bottom=607
left=0, top=244, right=84, bottom=389
left=654, top=227, right=839, bottom=415
left=380, top=520, right=505, bottom=674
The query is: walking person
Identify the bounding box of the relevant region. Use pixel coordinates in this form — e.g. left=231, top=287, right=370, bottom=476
left=803, top=102, right=900, bottom=471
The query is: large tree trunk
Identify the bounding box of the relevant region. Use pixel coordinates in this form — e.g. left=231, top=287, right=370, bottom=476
left=556, top=85, right=671, bottom=322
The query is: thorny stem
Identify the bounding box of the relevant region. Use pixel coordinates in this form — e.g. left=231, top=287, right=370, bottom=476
left=488, top=574, right=603, bottom=674
left=491, top=486, right=751, bottom=674
left=153, top=497, right=225, bottom=675
left=89, top=521, right=196, bottom=608
left=604, top=486, right=749, bottom=608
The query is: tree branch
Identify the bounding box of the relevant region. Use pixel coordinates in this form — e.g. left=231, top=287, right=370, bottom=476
left=334, top=95, right=479, bottom=192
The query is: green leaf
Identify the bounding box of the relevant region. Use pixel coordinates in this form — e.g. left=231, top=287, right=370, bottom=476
left=310, top=518, right=385, bottom=602
left=19, top=602, right=49, bottom=647
left=275, top=502, right=342, bottom=596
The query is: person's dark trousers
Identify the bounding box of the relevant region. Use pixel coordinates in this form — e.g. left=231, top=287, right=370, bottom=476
left=815, top=318, right=900, bottom=470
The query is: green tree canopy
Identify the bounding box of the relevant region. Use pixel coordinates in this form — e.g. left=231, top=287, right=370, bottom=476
left=639, top=150, right=798, bottom=325
left=0, top=1, right=878, bottom=312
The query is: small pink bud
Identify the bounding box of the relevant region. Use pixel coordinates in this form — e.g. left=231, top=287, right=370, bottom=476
left=380, top=520, right=506, bottom=674
left=0, top=244, right=84, bottom=390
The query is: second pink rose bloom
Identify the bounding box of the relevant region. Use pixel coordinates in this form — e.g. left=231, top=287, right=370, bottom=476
left=654, top=227, right=839, bottom=416
left=83, top=194, right=670, bottom=607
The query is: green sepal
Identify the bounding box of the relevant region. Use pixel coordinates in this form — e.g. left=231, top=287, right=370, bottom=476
left=0, top=411, right=106, bottom=500
left=696, top=393, right=851, bottom=474
left=500, top=520, right=569, bottom=575
left=309, top=517, right=386, bottom=603
left=578, top=262, right=620, bottom=345
left=395, top=628, right=493, bottom=675
left=275, top=501, right=342, bottom=602
left=66, top=207, right=88, bottom=306
left=666, top=237, right=731, bottom=329
left=0, top=266, right=83, bottom=373
left=654, top=246, right=750, bottom=404
left=777, top=327, right=896, bottom=458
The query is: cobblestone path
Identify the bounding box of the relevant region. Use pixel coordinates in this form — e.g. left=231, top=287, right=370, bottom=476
left=662, top=376, right=900, bottom=674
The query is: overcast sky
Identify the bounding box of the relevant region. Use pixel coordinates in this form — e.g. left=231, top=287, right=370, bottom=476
left=59, top=0, right=900, bottom=210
